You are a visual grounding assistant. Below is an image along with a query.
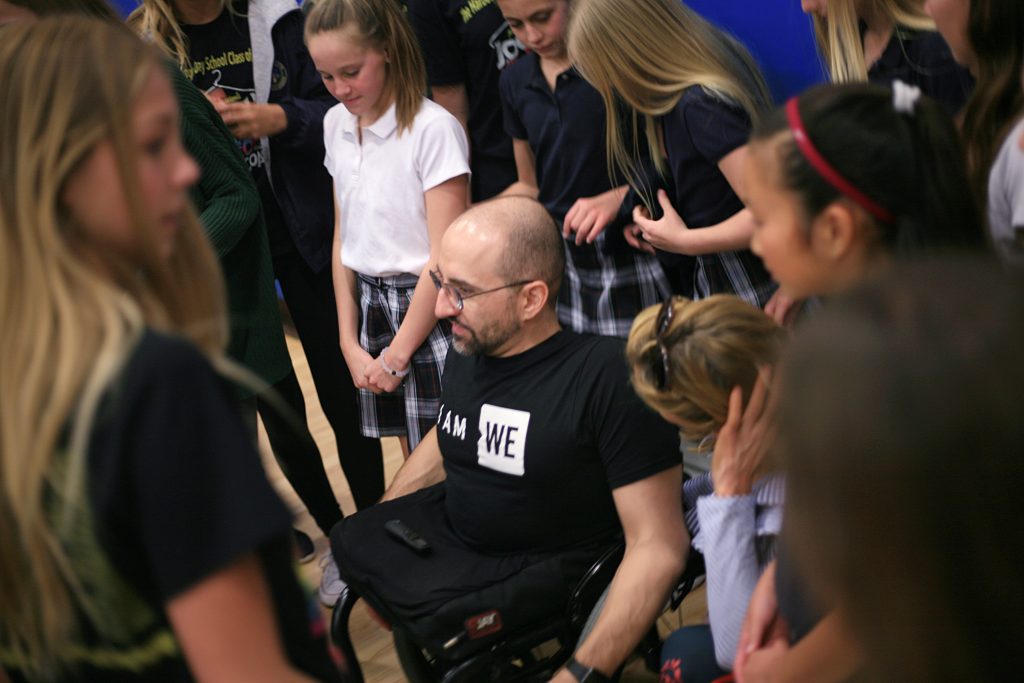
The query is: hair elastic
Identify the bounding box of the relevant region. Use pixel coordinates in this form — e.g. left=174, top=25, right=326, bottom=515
left=785, top=97, right=895, bottom=225
left=892, top=80, right=922, bottom=115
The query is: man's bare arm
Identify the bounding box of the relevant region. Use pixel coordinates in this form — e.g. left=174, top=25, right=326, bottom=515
left=556, top=466, right=688, bottom=679
left=381, top=427, right=446, bottom=502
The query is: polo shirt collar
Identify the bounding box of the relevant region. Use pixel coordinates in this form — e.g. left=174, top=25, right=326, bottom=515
left=365, top=101, right=398, bottom=139
left=341, top=101, right=399, bottom=140
left=525, top=52, right=580, bottom=92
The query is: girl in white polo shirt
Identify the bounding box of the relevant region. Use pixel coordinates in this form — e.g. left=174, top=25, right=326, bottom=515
left=306, top=0, right=469, bottom=456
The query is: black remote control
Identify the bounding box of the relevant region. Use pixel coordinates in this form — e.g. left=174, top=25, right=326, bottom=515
left=385, top=519, right=432, bottom=554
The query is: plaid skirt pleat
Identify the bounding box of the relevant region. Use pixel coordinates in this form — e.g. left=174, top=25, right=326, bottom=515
left=557, top=233, right=672, bottom=338
left=357, top=274, right=451, bottom=451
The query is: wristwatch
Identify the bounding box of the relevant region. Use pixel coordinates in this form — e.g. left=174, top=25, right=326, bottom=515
left=566, top=656, right=612, bottom=683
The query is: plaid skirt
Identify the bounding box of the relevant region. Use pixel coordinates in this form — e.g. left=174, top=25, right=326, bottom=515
left=558, top=233, right=672, bottom=338
left=357, top=273, right=451, bottom=450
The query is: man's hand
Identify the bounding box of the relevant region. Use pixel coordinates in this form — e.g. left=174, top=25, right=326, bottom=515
left=712, top=369, right=775, bottom=497
left=548, top=669, right=577, bottom=683
left=210, top=99, right=288, bottom=139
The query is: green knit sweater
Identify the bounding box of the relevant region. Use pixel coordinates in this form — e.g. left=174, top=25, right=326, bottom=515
left=168, top=63, right=291, bottom=398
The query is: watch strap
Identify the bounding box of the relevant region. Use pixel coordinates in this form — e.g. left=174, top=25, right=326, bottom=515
left=566, top=656, right=612, bottom=683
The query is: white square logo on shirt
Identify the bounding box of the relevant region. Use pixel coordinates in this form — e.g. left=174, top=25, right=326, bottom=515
left=477, top=404, right=530, bottom=476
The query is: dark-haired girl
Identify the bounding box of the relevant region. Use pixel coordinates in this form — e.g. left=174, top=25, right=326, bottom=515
left=733, top=81, right=981, bottom=683
left=926, top=0, right=1024, bottom=266
left=744, top=81, right=980, bottom=303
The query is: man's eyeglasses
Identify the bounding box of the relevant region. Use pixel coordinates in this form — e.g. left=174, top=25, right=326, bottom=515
left=652, top=297, right=676, bottom=391
left=429, top=269, right=531, bottom=312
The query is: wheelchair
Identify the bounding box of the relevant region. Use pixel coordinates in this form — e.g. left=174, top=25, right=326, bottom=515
left=329, top=542, right=706, bottom=683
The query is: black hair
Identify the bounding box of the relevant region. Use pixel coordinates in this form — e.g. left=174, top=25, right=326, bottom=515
left=751, top=82, right=983, bottom=255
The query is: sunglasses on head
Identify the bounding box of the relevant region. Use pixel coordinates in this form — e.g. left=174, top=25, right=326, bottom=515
left=652, top=297, right=675, bottom=391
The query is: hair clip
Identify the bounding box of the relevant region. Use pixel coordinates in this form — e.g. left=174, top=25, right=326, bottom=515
left=892, top=81, right=922, bottom=115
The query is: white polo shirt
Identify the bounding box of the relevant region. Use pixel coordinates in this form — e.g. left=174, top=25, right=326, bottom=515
left=324, top=98, right=470, bottom=277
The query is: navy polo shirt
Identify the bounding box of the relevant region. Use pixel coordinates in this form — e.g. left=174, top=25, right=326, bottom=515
left=654, top=85, right=750, bottom=282
left=867, top=25, right=973, bottom=116
left=499, top=53, right=625, bottom=226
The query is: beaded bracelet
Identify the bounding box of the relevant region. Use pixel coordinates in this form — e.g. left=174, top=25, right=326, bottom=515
left=380, top=346, right=411, bottom=378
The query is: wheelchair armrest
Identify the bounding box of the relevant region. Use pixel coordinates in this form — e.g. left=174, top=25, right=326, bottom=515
left=565, top=538, right=626, bottom=630
left=669, top=550, right=706, bottom=610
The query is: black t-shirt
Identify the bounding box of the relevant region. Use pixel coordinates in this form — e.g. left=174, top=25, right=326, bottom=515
left=407, top=0, right=523, bottom=200
left=437, top=331, right=681, bottom=554
left=867, top=25, right=974, bottom=116
left=4, top=332, right=339, bottom=682
left=180, top=2, right=292, bottom=257
left=181, top=1, right=265, bottom=175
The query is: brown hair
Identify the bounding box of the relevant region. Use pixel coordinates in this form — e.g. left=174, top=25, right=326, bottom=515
left=626, top=295, right=785, bottom=444
left=779, top=257, right=1024, bottom=681
left=0, top=16, right=226, bottom=672
left=304, top=0, right=426, bottom=135
left=959, top=0, right=1024, bottom=207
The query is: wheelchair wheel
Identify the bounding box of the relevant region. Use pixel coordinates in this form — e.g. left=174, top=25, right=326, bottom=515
left=393, top=628, right=439, bottom=683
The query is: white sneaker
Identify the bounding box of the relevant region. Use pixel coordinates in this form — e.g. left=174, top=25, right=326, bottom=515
left=318, top=552, right=347, bottom=607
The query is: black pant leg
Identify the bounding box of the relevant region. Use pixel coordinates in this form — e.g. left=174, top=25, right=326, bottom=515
left=273, top=250, right=385, bottom=511
left=258, top=369, right=343, bottom=535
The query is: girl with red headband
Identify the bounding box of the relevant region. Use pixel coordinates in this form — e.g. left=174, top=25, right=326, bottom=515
left=732, top=81, right=983, bottom=683
left=742, top=81, right=981, bottom=307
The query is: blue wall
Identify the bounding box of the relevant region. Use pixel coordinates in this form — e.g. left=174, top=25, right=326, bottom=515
left=687, top=0, right=827, bottom=103
left=111, top=0, right=138, bottom=16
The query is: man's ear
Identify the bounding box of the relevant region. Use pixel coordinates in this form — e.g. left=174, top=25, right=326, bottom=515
left=809, top=201, right=859, bottom=262
left=519, top=280, right=550, bottom=321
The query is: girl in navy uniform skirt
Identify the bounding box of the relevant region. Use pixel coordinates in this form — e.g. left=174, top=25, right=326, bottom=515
left=496, top=0, right=669, bottom=338
left=568, top=0, right=777, bottom=310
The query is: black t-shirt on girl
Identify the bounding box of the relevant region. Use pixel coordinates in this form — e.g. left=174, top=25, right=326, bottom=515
left=1, top=332, right=340, bottom=683
left=181, top=1, right=265, bottom=174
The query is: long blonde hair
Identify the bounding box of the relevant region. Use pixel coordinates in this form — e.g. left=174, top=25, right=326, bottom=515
left=812, top=0, right=934, bottom=83
left=128, top=0, right=231, bottom=70
left=0, top=17, right=227, bottom=672
left=567, top=0, right=771, bottom=203
left=626, top=296, right=784, bottom=444
left=304, top=0, right=426, bottom=135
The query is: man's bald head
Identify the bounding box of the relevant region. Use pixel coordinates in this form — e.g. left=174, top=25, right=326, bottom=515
left=448, top=196, right=564, bottom=307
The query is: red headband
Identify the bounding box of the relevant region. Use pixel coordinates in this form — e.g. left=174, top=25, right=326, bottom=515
left=785, top=98, right=894, bottom=225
